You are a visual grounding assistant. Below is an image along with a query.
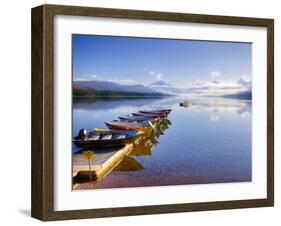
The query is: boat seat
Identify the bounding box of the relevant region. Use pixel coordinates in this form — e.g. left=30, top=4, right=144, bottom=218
left=87, top=135, right=100, bottom=140
left=101, top=134, right=112, bottom=140
left=114, top=134, right=126, bottom=139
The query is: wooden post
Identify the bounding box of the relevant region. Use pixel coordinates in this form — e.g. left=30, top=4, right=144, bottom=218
left=82, top=150, right=94, bottom=178
left=88, top=159, right=92, bottom=172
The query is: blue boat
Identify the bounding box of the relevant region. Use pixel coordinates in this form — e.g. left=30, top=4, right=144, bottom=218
left=73, top=129, right=143, bottom=148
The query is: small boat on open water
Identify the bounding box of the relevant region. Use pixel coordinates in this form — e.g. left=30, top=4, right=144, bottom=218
left=73, top=129, right=143, bottom=148
left=180, top=101, right=189, bottom=107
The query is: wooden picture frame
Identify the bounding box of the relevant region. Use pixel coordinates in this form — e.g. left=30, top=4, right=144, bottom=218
left=31, top=4, right=274, bottom=221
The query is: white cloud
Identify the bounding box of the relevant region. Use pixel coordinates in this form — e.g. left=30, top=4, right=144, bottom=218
left=74, top=74, right=139, bottom=86
left=149, top=71, right=163, bottom=80
left=155, top=73, right=162, bottom=80
left=74, top=74, right=97, bottom=81
left=73, top=77, right=91, bottom=81
left=210, top=71, right=221, bottom=77
left=242, top=75, right=251, bottom=81
left=183, top=76, right=251, bottom=96
left=118, top=79, right=138, bottom=85
left=96, top=78, right=138, bottom=86
left=238, top=76, right=252, bottom=89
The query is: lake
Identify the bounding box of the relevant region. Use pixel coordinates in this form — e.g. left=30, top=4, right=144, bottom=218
left=72, top=96, right=252, bottom=189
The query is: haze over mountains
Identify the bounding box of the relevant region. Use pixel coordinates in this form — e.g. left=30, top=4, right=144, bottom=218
left=74, top=80, right=158, bottom=94
left=148, top=81, right=182, bottom=94
left=73, top=78, right=252, bottom=99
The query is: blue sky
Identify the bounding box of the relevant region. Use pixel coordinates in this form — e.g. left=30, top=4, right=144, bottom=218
left=72, top=34, right=252, bottom=93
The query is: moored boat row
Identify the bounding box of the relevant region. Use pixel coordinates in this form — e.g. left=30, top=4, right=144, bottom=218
left=73, top=109, right=172, bottom=148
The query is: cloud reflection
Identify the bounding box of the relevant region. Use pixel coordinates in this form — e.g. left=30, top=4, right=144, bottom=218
left=187, top=97, right=251, bottom=122
left=73, top=96, right=251, bottom=123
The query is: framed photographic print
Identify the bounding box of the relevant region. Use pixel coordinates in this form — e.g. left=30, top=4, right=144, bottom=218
left=31, top=4, right=274, bottom=221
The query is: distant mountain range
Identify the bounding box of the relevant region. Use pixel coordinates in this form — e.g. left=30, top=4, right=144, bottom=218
left=73, top=79, right=252, bottom=100
left=223, top=90, right=252, bottom=100
left=148, top=81, right=182, bottom=94
left=73, top=80, right=170, bottom=97
left=74, top=80, right=158, bottom=93
left=74, top=80, right=182, bottom=95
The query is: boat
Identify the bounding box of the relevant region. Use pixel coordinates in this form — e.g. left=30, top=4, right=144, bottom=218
left=118, top=116, right=159, bottom=125
left=73, top=128, right=143, bottom=148
left=104, top=120, right=154, bottom=130
left=180, top=101, right=189, bottom=107
left=132, top=112, right=165, bottom=118
left=139, top=109, right=172, bottom=115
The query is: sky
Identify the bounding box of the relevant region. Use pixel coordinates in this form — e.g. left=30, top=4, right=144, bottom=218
left=72, top=34, right=252, bottom=94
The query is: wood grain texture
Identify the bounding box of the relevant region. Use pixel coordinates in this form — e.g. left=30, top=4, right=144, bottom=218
left=31, top=5, right=44, bottom=220
left=31, top=4, right=274, bottom=221
left=31, top=5, right=55, bottom=220
left=267, top=19, right=274, bottom=205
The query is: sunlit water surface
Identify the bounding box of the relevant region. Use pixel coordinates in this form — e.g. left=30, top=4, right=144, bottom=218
left=73, top=96, right=252, bottom=189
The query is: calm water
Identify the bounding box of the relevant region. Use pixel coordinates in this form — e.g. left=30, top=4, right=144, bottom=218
left=72, top=96, right=252, bottom=189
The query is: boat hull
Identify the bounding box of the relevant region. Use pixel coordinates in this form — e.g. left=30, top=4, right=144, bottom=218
left=118, top=116, right=159, bottom=125
left=132, top=113, right=164, bottom=118
left=105, top=121, right=146, bottom=130
left=139, top=109, right=172, bottom=115
left=73, top=130, right=143, bottom=148
left=74, top=137, right=132, bottom=148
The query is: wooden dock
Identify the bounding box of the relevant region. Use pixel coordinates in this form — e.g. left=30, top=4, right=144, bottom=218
left=72, top=119, right=171, bottom=189
left=72, top=135, right=145, bottom=189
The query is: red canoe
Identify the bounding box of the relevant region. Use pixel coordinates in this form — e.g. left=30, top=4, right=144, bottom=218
left=105, top=121, right=148, bottom=130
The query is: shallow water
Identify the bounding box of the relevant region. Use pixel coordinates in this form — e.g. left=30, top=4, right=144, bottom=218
left=72, top=96, right=252, bottom=189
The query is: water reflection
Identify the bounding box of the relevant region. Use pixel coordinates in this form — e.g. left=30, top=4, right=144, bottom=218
left=187, top=97, right=251, bottom=115
left=184, top=97, right=251, bottom=123
left=73, top=96, right=252, bottom=189
left=113, top=156, right=144, bottom=172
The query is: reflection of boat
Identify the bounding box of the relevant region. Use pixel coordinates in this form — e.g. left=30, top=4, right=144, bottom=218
left=129, top=118, right=170, bottom=155
left=73, top=129, right=143, bottom=148
left=180, top=101, right=189, bottom=107
left=113, top=156, right=144, bottom=171
left=130, top=136, right=158, bottom=156
left=130, top=145, right=152, bottom=156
